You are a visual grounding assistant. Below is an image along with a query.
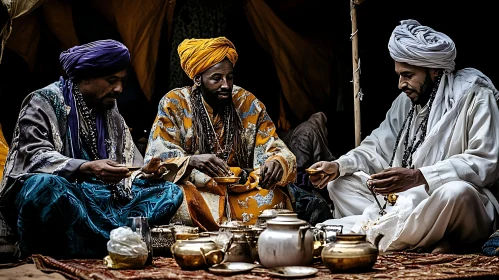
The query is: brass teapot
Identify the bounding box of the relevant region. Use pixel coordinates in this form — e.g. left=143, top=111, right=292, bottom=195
left=171, top=239, right=229, bottom=270
left=321, top=233, right=383, bottom=272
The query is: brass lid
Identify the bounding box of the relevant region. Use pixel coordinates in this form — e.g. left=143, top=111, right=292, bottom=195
left=336, top=234, right=367, bottom=242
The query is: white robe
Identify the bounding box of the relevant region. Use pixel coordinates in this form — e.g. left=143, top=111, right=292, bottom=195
left=320, top=68, right=499, bottom=251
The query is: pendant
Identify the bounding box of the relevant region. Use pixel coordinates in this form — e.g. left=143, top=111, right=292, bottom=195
left=386, top=193, right=399, bottom=206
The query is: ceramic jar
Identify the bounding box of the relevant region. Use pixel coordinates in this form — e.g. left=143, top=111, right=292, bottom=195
left=257, top=212, right=314, bottom=268
left=321, top=233, right=382, bottom=272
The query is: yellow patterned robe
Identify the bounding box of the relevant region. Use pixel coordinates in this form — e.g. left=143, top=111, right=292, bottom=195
left=0, top=124, right=8, bottom=182
left=145, top=85, right=296, bottom=231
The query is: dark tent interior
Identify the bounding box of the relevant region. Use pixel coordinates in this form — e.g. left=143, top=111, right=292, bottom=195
left=0, top=0, right=497, bottom=160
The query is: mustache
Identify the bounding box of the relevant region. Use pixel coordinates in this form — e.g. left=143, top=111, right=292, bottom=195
left=103, top=92, right=121, bottom=99
left=402, top=86, right=415, bottom=93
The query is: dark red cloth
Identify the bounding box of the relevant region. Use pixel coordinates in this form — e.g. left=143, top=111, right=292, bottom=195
left=30, top=252, right=499, bottom=280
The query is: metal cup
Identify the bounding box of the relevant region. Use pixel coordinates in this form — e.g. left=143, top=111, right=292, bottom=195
left=312, top=224, right=343, bottom=258
left=314, top=224, right=343, bottom=244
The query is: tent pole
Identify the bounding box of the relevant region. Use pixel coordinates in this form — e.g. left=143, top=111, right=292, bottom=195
left=350, top=0, right=363, bottom=147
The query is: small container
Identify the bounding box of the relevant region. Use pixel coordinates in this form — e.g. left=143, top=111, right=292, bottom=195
left=257, top=212, right=314, bottom=268
left=172, top=225, right=199, bottom=240
left=171, top=239, right=226, bottom=270
left=321, top=233, right=383, bottom=272
left=150, top=225, right=175, bottom=257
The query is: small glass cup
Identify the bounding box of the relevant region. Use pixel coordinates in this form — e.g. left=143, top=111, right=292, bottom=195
left=128, top=217, right=153, bottom=266
left=314, top=224, right=343, bottom=244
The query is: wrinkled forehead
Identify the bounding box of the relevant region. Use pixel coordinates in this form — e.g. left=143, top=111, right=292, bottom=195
left=202, top=59, right=234, bottom=76
left=394, top=61, right=426, bottom=74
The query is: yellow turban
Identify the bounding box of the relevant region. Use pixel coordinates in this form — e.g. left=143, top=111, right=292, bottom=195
left=177, top=37, right=238, bottom=79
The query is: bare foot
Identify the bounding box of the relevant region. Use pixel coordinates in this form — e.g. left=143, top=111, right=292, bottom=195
left=431, top=238, right=453, bottom=254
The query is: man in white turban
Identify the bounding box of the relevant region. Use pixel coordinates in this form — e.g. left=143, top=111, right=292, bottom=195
left=308, top=19, right=499, bottom=253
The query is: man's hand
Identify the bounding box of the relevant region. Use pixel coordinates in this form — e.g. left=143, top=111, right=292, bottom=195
left=309, top=161, right=339, bottom=189
left=260, top=160, right=284, bottom=189
left=141, top=157, right=169, bottom=180
left=368, top=167, right=427, bottom=195
left=79, top=159, right=129, bottom=184
left=188, top=154, right=231, bottom=178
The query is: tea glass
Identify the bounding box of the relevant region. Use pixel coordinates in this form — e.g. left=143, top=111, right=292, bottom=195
left=128, top=216, right=153, bottom=265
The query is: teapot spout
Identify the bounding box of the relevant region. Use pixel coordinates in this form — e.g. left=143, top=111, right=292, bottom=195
left=199, top=247, right=225, bottom=266
left=373, top=233, right=384, bottom=250
left=297, top=225, right=311, bottom=251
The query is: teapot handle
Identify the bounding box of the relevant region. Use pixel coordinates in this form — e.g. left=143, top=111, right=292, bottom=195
left=199, top=247, right=209, bottom=267
left=297, top=225, right=311, bottom=251
left=222, top=235, right=234, bottom=254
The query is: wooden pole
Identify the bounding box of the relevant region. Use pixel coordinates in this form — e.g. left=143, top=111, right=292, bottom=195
left=351, top=0, right=362, bottom=147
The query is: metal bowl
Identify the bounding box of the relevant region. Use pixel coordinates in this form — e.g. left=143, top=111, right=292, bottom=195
left=212, top=177, right=241, bottom=184
left=209, top=262, right=257, bottom=275
left=305, top=168, right=321, bottom=175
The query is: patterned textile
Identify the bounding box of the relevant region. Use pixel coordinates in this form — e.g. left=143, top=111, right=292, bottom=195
left=168, top=0, right=233, bottom=90
left=145, top=85, right=296, bottom=230
left=15, top=174, right=182, bottom=259
left=31, top=252, right=499, bottom=280
left=483, top=230, right=499, bottom=256
left=0, top=123, right=7, bottom=181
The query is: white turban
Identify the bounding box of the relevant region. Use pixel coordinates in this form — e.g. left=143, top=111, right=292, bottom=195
left=388, top=19, right=456, bottom=72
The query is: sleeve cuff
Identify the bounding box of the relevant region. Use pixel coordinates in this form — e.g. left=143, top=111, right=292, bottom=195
left=418, top=165, right=443, bottom=194
left=335, top=157, right=355, bottom=177
left=57, top=159, right=89, bottom=179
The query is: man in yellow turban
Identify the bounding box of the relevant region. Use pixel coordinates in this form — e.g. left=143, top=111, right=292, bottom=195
left=145, top=37, right=297, bottom=230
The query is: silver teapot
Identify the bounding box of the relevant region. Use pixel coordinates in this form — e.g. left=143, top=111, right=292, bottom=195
left=257, top=212, right=314, bottom=268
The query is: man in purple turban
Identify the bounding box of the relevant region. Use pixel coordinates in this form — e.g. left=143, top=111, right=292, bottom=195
left=0, top=40, right=183, bottom=259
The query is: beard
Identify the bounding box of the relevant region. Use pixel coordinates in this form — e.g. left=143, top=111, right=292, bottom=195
left=96, top=92, right=119, bottom=111
left=416, top=72, right=436, bottom=106
left=101, top=102, right=116, bottom=110
left=402, top=72, right=436, bottom=106
left=199, top=81, right=231, bottom=108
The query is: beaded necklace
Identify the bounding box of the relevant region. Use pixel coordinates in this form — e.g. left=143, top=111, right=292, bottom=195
left=73, top=85, right=101, bottom=160
left=389, top=74, right=442, bottom=169
left=190, top=89, right=235, bottom=162
left=374, top=74, right=443, bottom=214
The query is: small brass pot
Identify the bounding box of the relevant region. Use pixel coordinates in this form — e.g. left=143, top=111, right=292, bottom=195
left=321, top=234, right=382, bottom=273
left=171, top=239, right=226, bottom=270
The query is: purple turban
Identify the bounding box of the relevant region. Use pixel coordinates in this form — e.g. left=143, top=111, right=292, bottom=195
left=59, top=39, right=130, bottom=79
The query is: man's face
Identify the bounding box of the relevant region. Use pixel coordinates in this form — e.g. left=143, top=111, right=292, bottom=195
left=395, top=61, right=437, bottom=105
left=78, top=69, right=127, bottom=110
left=195, top=59, right=234, bottom=107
